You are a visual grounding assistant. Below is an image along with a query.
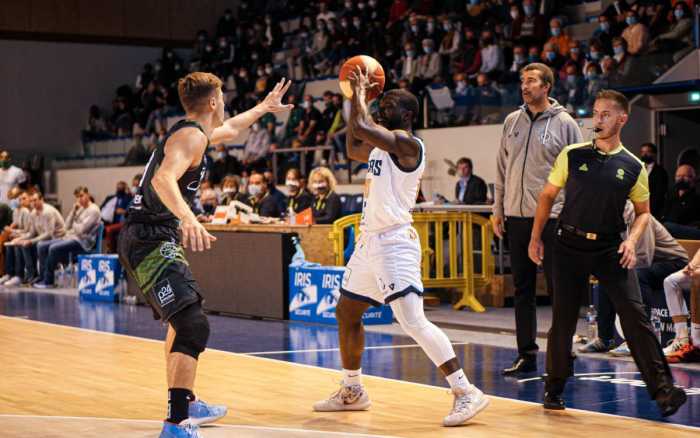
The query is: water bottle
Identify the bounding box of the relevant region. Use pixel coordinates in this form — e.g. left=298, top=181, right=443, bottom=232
left=288, top=205, right=297, bottom=225
left=55, top=263, right=65, bottom=288
left=651, top=315, right=663, bottom=343
left=586, top=304, right=598, bottom=341
left=291, top=236, right=306, bottom=266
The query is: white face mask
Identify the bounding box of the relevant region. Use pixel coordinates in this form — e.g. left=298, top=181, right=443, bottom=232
left=313, top=182, right=329, bottom=193
left=131, top=186, right=138, bottom=195
left=9, top=199, right=19, bottom=210
left=248, top=184, right=262, bottom=197
left=285, top=179, right=300, bottom=188
left=223, top=187, right=237, bottom=194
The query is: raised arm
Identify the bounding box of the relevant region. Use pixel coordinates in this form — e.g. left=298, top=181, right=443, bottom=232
left=348, top=66, right=420, bottom=168
left=210, top=78, right=293, bottom=145
left=151, top=128, right=216, bottom=251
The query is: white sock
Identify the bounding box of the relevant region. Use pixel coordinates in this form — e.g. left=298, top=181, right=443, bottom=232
left=445, top=369, right=470, bottom=392
left=692, top=324, right=700, bottom=344
left=674, top=322, right=689, bottom=340
left=342, top=368, right=362, bottom=386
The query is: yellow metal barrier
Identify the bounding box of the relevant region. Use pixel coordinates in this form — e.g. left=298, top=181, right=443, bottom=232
left=329, top=212, right=494, bottom=312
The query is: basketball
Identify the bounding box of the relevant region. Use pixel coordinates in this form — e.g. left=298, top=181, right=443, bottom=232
left=338, top=55, right=385, bottom=101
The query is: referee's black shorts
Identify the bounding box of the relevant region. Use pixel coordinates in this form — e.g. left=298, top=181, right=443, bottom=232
left=118, top=221, right=202, bottom=322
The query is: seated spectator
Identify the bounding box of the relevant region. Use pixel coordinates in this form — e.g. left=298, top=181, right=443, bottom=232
left=583, top=63, right=605, bottom=109
left=242, top=122, right=271, bottom=173
left=662, top=164, right=700, bottom=239
left=4, top=192, right=65, bottom=286
left=326, top=93, right=348, bottom=161
left=0, top=151, right=27, bottom=204
left=579, top=206, right=688, bottom=354
left=264, top=169, right=287, bottom=213
left=555, top=64, right=584, bottom=111
left=319, top=91, right=338, bottom=133
left=479, top=30, right=504, bottom=75
left=541, top=42, right=565, bottom=72
left=396, top=42, right=419, bottom=84
left=0, top=191, right=33, bottom=286
left=504, top=45, right=528, bottom=82
left=82, top=105, right=109, bottom=143
left=511, top=0, right=547, bottom=47
left=474, top=73, right=502, bottom=125
left=123, top=133, right=149, bottom=166
left=452, top=73, right=477, bottom=125
left=309, top=167, right=342, bottom=224
left=285, top=168, right=314, bottom=214
left=460, top=27, right=482, bottom=76
left=209, top=144, right=242, bottom=185
left=621, top=10, right=649, bottom=56
left=196, top=188, right=219, bottom=223
left=100, top=181, right=133, bottom=253
left=417, top=39, right=442, bottom=85
left=562, top=41, right=585, bottom=74
left=640, top=143, right=669, bottom=219
left=650, top=2, right=694, bottom=63
left=610, top=37, right=632, bottom=82
left=454, top=157, right=488, bottom=204
left=592, top=14, right=615, bottom=54
left=247, top=172, right=281, bottom=218
left=34, top=186, right=101, bottom=289
left=283, top=94, right=304, bottom=146
left=546, top=18, right=572, bottom=56
left=438, top=20, right=461, bottom=78
left=297, top=95, right=322, bottom=146
left=662, top=246, right=700, bottom=363
left=221, top=175, right=248, bottom=205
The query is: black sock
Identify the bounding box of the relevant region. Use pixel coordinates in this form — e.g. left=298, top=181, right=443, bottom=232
left=167, top=388, right=193, bottom=424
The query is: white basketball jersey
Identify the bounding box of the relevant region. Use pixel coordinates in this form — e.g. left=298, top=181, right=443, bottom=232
left=360, top=135, right=425, bottom=233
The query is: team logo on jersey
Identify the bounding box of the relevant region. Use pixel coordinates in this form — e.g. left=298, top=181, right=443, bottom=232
left=579, top=163, right=588, bottom=172
left=616, top=168, right=625, bottom=180
left=154, top=279, right=175, bottom=307
left=538, top=129, right=552, bottom=144
left=159, top=242, right=180, bottom=259
left=368, top=159, right=383, bottom=176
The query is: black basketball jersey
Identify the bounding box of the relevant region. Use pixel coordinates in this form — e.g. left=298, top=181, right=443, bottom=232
left=126, top=119, right=209, bottom=227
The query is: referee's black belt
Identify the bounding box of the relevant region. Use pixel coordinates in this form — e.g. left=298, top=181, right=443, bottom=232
left=558, top=223, right=619, bottom=241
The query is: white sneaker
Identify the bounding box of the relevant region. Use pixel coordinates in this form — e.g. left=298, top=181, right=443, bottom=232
left=313, top=384, right=371, bottom=412
left=0, top=274, right=10, bottom=284
left=608, top=342, right=631, bottom=357
left=663, top=337, right=690, bottom=356
left=443, top=386, right=489, bottom=427
left=3, top=276, right=21, bottom=287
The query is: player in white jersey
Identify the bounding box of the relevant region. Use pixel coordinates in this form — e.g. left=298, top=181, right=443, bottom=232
left=313, top=67, right=489, bottom=426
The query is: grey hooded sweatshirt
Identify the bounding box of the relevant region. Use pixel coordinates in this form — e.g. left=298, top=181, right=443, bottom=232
left=494, top=98, right=583, bottom=218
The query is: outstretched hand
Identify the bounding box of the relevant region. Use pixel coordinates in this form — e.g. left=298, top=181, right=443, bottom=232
left=348, top=65, right=379, bottom=98
left=261, top=78, right=294, bottom=113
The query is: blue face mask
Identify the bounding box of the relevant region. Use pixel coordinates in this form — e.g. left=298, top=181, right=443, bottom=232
left=625, top=16, right=637, bottom=26
left=423, top=46, right=433, bottom=54
left=546, top=51, right=556, bottom=61
left=586, top=72, right=597, bottom=80
left=9, top=199, right=19, bottom=210
left=570, top=47, right=580, bottom=55
left=613, top=45, right=625, bottom=55
left=524, top=5, right=534, bottom=16
left=514, top=54, right=526, bottom=64
left=590, top=51, right=600, bottom=60
left=599, top=22, right=610, bottom=32
left=469, top=0, right=479, bottom=5
left=528, top=54, right=539, bottom=62
left=551, top=27, right=561, bottom=37
left=567, top=75, right=577, bottom=85
left=674, top=9, right=684, bottom=20
left=406, top=50, right=416, bottom=58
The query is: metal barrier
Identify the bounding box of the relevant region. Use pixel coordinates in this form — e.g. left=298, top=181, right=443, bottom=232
left=329, top=212, right=494, bottom=312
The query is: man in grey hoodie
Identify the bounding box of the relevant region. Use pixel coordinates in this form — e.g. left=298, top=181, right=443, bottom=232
left=493, top=63, right=583, bottom=375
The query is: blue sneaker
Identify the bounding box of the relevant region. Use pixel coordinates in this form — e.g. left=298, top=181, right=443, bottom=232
left=189, top=399, right=227, bottom=425
left=159, top=420, right=202, bottom=438
left=608, top=341, right=631, bottom=357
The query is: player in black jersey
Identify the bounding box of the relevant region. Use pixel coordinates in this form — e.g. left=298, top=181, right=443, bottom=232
left=118, top=72, right=292, bottom=438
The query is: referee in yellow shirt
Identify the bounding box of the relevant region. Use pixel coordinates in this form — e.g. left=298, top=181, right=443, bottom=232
left=528, top=90, right=687, bottom=416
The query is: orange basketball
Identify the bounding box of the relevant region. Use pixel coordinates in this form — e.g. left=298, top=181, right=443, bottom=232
left=338, top=55, right=385, bottom=101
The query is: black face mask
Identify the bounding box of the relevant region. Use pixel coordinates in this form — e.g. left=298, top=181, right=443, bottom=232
left=675, top=180, right=692, bottom=192
left=203, top=204, right=216, bottom=214
left=117, top=188, right=127, bottom=195
left=640, top=155, right=655, bottom=164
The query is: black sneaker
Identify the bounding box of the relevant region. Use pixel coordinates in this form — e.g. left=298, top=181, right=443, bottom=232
left=577, top=338, right=616, bottom=353
left=656, top=386, right=687, bottom=417
left=543, top=392, right=566, bottom=410
left=502, top=356, right=537, bottom=375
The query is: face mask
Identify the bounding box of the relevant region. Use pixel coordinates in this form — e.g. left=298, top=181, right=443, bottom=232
left=265, top=67, right=273, bottom=75
left=443, top=24, right=451, bottom=32
left=205, top=46, right=213, bottom=53
left=117, top=188, right=127, bottom=195
left=551, top=27, right=561, bottom=37
left=613, top=45, right=624, bottom=55
left=341, top=21, right=348, bottom=28
left=345, top=1, right=352, bottom=8
left=469, top=0, right=479, bottom=5
left=510, top=10, right=519, bottom=20
left=411, top=25, right=418, bottom=32
left=239, top=71, right=248, bottom=78
left=586, top=72, right=598, bottom=80
left=514, top=54, right=525, bottom=64
left=524, top=5, right=534, bottom=16
left=369, top=0, right=376, bottom=7
left=406, top=50, right=416, bottom=57
left=456, top=81, right=467, bottom=91
left=286, top=179, right=300, bottom=188
left=216, top=152, right=226, bottom=160
left=528, top=54, right=539, bottom=62
left=590, top=50, right=600, bottom=60
left=0, top=161, right=9, bottom=169
left=248, top=184, right=262, bottom=197
left=131, top=186, right=139, bottom=195
left=546, top=51, right=556, bottom=61
left=155, top=64, right=162, bottom=72
left=675, top=180, right=692, bottom=191
left=219, top=41, right=227, bottom=48
left=427, top=22, right=434, bottom=31
left=358, top=3, right=365, bottom=10
left=300, top=32, right=309, bottom=39
left=640, top=155, right=655, bottom=164
left=353, top=20, right=361, bottom=28
left=265, top=18, right=271, bottom=24
left=301, top=101, right=311, bottom=109
left=223, top=187, right=237, bottom=194
left=626, top=17, right=637, bottom=26
left=570, top=47, right=580, bottom=55
left=600, top=22, right=610, bottom=32
left=251, top=123, right=260, bottom=132
left=251, top=53, right=259, bottom=60
left=675, top=9, right=684, bottom=20
left=203, top=204, right=216, bottom=214
left=423, top=46, right=433, bottom=54
left=257, top=69, right=264, bottom=76
left=567, top=75, right=577, bottom=85
left=9, top=199, right=19, bottom=210
left=313, top=182, right=329, bottom=193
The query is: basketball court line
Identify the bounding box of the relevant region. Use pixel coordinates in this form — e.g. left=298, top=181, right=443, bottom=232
left=0, top=414, right=402, bottom=438
left=243, top=342, right=470, bottom=355
left=1, top=315, right=698, bottom=433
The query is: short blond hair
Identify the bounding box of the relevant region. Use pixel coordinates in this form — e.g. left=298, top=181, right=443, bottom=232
left=177, top=72, right=222, bottom=113
left=309, top=166, right=337, bottom=192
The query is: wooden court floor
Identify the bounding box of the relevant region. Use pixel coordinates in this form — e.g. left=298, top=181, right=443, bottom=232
left=1, top=315, right=697, bottom=438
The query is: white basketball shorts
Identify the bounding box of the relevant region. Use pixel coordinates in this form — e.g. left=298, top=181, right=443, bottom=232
left=340, top=224, right=424, bottom=306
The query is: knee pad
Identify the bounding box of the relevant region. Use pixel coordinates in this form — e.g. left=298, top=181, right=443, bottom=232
left=169, top=304, right=210, bottom=359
